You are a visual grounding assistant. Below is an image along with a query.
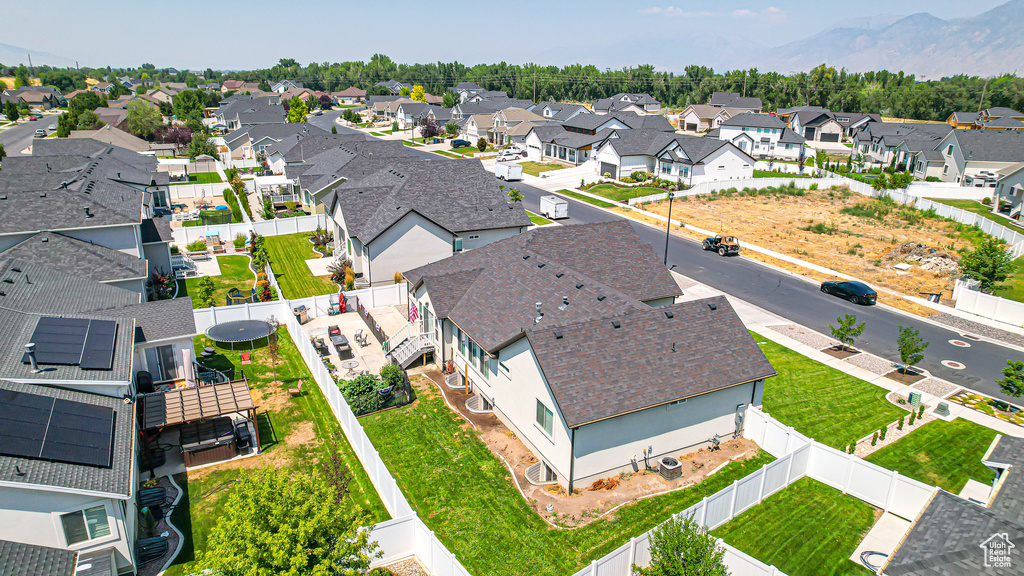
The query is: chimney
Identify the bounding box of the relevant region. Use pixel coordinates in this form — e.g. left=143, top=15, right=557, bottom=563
left=534, top=302, right=543, bottom=324
left=84, top=206, right=93, bottom=218
left=25, top=343, right=39, bottom=373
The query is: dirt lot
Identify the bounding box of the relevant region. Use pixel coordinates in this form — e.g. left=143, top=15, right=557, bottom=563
left=625, top=186, right=989, bottom=312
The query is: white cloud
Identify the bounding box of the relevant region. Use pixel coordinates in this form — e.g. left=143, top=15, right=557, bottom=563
left=765, top=6, right=782, bottom=14
left=641, top=6, right=663, bottom=14
left=732, top=8, right=755, bottom=17
left=641, top=6, right=713, bottom=17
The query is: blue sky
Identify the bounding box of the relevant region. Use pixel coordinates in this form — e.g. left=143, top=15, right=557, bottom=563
left=0, top=0, right=1008, bottom=70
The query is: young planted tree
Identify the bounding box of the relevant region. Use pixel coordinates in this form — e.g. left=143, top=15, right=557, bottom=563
left=318, top=94, right=333, bottom=110
left=418, top=117, right=441, bottom=139
left=4, top=100, right=20, bottom=122
left=896, top=325, right=929, bottom=374
left=997, top=360, right=1024, bottom=399
left=445, top=121, right=459, bottom=136
left=197, top=467, right=378, bottom=576
left=959, top=237, right=1014, bottom=293
left=476, top=137, right=488, bottom=152
left=507, top=187, right=524, bottom=202
left=265, top=315, right=281, bottom=384
left=194, top=276, right=216, bottom=308
left=815, top=149, right=828, bottom=176
left=829, top=314, right=865, bottom=351
left=633, top=515, right=728, bottom=576
left=77, top=110, right=103, bottom=130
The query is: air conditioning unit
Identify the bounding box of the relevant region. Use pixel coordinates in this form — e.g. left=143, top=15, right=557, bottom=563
left=658, top=457, right=682, bottom=481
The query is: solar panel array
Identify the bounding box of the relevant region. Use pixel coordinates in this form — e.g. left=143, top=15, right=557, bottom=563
left=0, top=389, right=115, bottom=468
left=21, top=317, right=118, bottom=371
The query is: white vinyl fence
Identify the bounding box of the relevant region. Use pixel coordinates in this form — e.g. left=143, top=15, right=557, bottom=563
left=626, top=177, right=849, bottom=205
left=168, top=183, right=228, bottom=200
left=952, top=278, right=1024, bottom=327
left=171, top=213, right=329, bottom=245
left=571, top=407, right=937, bottom=576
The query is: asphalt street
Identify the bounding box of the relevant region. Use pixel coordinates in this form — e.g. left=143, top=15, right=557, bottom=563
left=0, top=113, right=59, bottom=158
left=314, top=111, right=1024, bottom=402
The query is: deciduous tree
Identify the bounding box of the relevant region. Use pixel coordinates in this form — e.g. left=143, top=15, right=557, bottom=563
left=185, top=132, right=216, bottom=158
left=633, top=515, right=728, bottom=576
left=959, top=237, right=1013, bottom=293
left=286, top=95, right=308, bottom=122
left=77, top=110, right=103, bottom=130
left=829, top=314, right=865, bottom=351
left=997, top=360, right=1024, bottom=399
left=125, top=100, right=162, bottom=139
left=896, top=325, right=929, bottom=374
left=4, top=100, right=19, bottom=122
left=56, top=111, right=77, bottom=137
left=442, top=91, right=458, bottom=108
left=411, top=84, right=426, bottom=102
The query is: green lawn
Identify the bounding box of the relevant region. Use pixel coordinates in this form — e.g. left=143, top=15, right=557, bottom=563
left=451, top=146, right=481, bottom=155
left=712, top=478, right=875, bottom=576
left=556, top=188, right=617, bottom=208
left=586, top=184, right=668, bottom=202
left=865, top=419, right=997, bottom=492
left=264, top=233, right=339, bottom=299
left=177, top=255, right=254, bottom=309
left=928, top=198, right=1019, bottom=229
left=754, top=331, right=905, bottom=449
left=994, top=257, right=1024, bottom=303
left=433, top=150, right=463, bottom=159
left=526, top=211, right=553, bottom=226
left=520, top=161, right=564, bottom=177
left=163, top=328, right=388, bottom=576
left=370, top=131, right=385, bottom=136
left=753, top=169, right=811, bottom=178
left=171, top=171, right=223, bottom=185
left=401, top=140, right=422, bottom=147
left=360, top=382, right=774, bottom=576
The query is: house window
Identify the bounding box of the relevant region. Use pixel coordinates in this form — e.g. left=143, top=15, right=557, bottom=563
left=661, top=163, right=671, bottom=174
left=479, top=350, right=488, bottom=379
left=453, top=237, right=463, bottom=253
left=536, top=400, right=554, bottom=436
left=943, top=165, right=949, bottom=175
left=946, top=145, right=953, bottom=155
left=458, top=328, right=466, bottom=357
left=499, top=361, right=510, bottom=374
left=144, top=345, right=181, bottom=383
left=61, top=505, right=111, bottom=546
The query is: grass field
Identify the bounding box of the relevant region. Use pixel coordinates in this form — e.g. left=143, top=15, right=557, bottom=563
left=264, top=233, right=339, bottom=299
left=929, top=198, right=1019, bottom=229
left=370, top=131, right=385, bottom=136
left=176, top=255, right=254, bottom=309
left=994, top=257, right=1024, bottom=302
left=586, top=184, right=668, bottom=202
left=754, top=331, right=905, bottom=449
left=170, top=171, right=223, bottom=185
left=712, top=478, right=875, bottom=576
left=520, top=161, right=564, bottom=177
left=451, top=146, right=481, bottom=155
left=526, top=211, right=553, bottom=225
left=433, top=150, right=463, bottom=158
left=865, top=419, right=997, bottom=492
left=163, top=329, right=387, bottom=576
left=753, top=169, right=811, bottom=178
left=361, top=382, right=774, bottom=576
left=401, top=140, right=422, bottom=147
left=556, top=189, right=617, bottom=208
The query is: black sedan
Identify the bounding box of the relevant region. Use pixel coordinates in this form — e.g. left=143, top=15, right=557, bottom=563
left=821, top=280, right=877, bottom=305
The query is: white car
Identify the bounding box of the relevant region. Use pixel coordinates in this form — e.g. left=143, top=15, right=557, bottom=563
left=496, top=150, right=522, bottom=162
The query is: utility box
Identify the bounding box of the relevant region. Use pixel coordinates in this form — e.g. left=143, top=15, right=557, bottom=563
left=540, top=195, right=568, bottom=220
left=909, top=391, right=922, bottom=408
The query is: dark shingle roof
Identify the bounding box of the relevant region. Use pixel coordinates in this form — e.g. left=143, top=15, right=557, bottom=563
left=955, top=130, right=1024, bottom=162
left=140, top=216, right=173, bottom=244
left=720, top=113, right=787, bottom=129
left=708, top=92, right=762, bottom=110
left=116, top=297, right=198, bottom=343
left=0, top=380, right=135, bottom=496
left=0, top=540, right=77, bottom=576
left=2, top=232, right=148, bottom=283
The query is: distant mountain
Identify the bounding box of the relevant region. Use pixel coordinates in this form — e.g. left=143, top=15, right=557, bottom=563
left=0, top=43, right=76, bottom=68
left=756, top=0, right=1024, bottom=78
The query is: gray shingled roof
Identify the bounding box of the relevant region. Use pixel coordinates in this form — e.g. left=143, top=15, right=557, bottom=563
left=280, top=133, right=368, bottom=163
left=0, top=540, right=77, bottom=576
left=296, top=140, right=415, bottom=197
left=0, top=380, right=135, bottom=496
left=955, top=129, right=1024, bottom=162
left=528, top=296, right=774, bottom=427
left=140, top=216, right=173, bottom=244
left=708, top=92, right=762, bottom=110
left=116, top=297, right=198, bottom=343
left=720, top=112, right=787, bottom=129
left=778, top=128, right=807, bottom=144
left=2, top=232, right=148, bottom=284
left=333, top=161, right=530, bottom=244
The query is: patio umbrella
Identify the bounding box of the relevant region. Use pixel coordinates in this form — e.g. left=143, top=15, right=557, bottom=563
left=183, top=348, right=194, bottom=387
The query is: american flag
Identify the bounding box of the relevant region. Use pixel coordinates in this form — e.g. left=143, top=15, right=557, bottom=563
left=409, top=302, right=419, bottom=322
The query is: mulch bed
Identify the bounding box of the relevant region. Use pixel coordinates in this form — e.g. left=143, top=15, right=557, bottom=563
left=820, top=345, right=860, bottom=360
left=884, top=369, right=927, bottom=385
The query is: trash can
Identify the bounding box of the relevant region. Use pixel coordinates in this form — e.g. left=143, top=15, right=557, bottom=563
left=293, top=305, right=308, bottom=324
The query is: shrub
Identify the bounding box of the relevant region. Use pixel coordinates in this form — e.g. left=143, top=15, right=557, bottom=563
left=380, top=364, right=405, bottom=390
left=982, top=197, right=993, bottom=206
left=620, top=177, right=635, bottom=184
left=630, top=171, right=648, bottom=182
left=871, top=431, right=878, bottom=446
left=809, top=183, right=818, bottom=190
left=925, top=176, right=941, bottom=182
left=233, top=233, right=247, bottom=249
left=897, top=415, right=905, bottom=430
left=186, top=240, right=207, bottom=252
left=908, top=410, right=916, bottom=426
left=918, top=405, right=925, bottom=418
left=879, top=425, right=887, bottom=441
left=394, top=271, right=403, bottom=284
left=368, top=569, right=395, bottom=576
left=170, top=245, right=180, bottom=254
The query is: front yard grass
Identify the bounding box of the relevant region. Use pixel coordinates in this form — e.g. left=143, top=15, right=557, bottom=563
left=586, top=184, right=668, bottom=202
left=433, top=149, right=462, bottom=158
left=360, top=381, right=774, bottom=576
left=264, top=233, right=339, bottom=299
left=163, top=328, right=388, bottom=576
left=451, top=146, right=481, bottom=155
left=712, top=477, right=875, bottom=576
left=176, top=255, right=254, bottom=309
left=556, top=188, right=617, bottom=208
left=753, top=331, right=905, bottom=449
left=865, top=419, right=997, bottom=492
left=520, top=161, right=564, bottom=177
left=526, top=211, right=553, bottom=226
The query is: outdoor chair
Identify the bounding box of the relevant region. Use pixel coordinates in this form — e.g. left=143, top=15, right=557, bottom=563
left=288, top=379, right=303, bottom=396
left=240, top=352, right=252, bottom=365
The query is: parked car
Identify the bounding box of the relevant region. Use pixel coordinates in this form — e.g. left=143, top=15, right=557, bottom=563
left=33, top=129, right=46, bottom=138
left=820, top=280, right=877, bottom=305
left=702, top=235, right=741, bottom=256
left=496, top=149, right=522, bottom=161
left=451, top=139, right=471, bottom=149
left=28, top=115, right=39, bottom=121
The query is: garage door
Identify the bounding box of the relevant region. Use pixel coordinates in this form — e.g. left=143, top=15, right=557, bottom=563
left=685, top=123, right=698, bottom=131
left=804, top=128, right=816, bottom=140
left=600, top=162, right=618, bottom=179
left=820, top=133, right=840, bottom=142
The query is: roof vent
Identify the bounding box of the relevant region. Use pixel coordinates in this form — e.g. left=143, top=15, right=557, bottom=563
left=537, top=262, right=545, bottom=268
left=671, top=342, right=677, bottom=353
left=0, top=194, right=6, bottom=200
left=41, top=237, right=48, bottom=242
left=562, top=296, right=569, bottom=305
left=553, top=329, right=563, bottom=339
left=708, top=303, right=718, bottom=311
left=611, top=320, right=621, bottom=329
left=665, top=310, right=674, bottom=319
left=597, top=295, right=606, bottom=301
left=523, top=254, right=530, bottom=260
left=39, top=192, right=46, bottom=198
left=84, top=206, right=93, bottom=218
left=575, top=283, right=584, bottom=289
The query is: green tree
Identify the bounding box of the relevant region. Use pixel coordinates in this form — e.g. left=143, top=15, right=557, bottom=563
left=69, top=91, right=102, bottom=117
left=258, top=79, right=271, bottom=92
left=77, top=110, right=102, bottom=130
left=508, top=187, right=524, bottom=202
left=197, top=467, right=377, bottom=576
left=476, top=137, right=487, bottom=152
left=829, top=314, right=865, bottom=351
left=633, top=515, right=728, bottom=576
left=125, top=100, right=162, bottom=138
left=287, top=96, right=308, bottom=122
left=398, top=86, right=411, bottom=97
left=410, top=85, right=426, bottom=102
left=445, top=121, right=458, bottom=136
left=814, top=149, right=828, bottom=176
left=14, top=65, right=30, bottom=89
left=0, top=143, right=6, bottom=163
left=896, top=325, right=929, bottom=374
left=442, top=91, right=458, bottom=108
left=185, top=132, right=217, bottom=158
left=4, top=100, right=19, bottom=122
left=194, top=276, right=216, bottom=308
left=305, top=94, right=318, bottom=112
left=997, top=360, right=1024, bottom=399
left=331, top=125, right=337, bottom=134
left=172, top=89, right=203, bottom=125
left=56, top=112, right=77, bottom=137
left=959, top=237, right=1014, bottom=293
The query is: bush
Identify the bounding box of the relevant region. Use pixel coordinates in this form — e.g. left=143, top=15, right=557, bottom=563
left=185, top=240, right=207, bottom=252
left=368, top=569, right=394, bottom=576
left=620, top=177, right=635, bottom=184
left=908, top=410, right=916, bottom=426
left=476, top=137, right=487, bottom=152
left=871, top=431, right=878, bottom=446
left=982, top=197, right=993, bottom=206
left=630, top=171, right=648, bottom=182
left=918, top=405, right=925, bottom=418
left=233, top=233, right=247, bottom=249
left=925, top=176, right=941, bottom=182
left=879, top=425, right=887, bottom=441
left=380, top=364, right=405, bottom=390
left=897, top=416, right=905, bottom=430
left=809, top=183, right=818, bottom=190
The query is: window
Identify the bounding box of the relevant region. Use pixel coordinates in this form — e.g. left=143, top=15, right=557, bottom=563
left=661, top=163, right=671, bottom=174
left=144, top=345, right=181, bottom=382
left=61, top=506, right=110, bottom=546
left=536, top=400, right=554, bottom=435
left=499, top=361, right=510, bottom=374
left=453, top=237, right=463, bottom=253
left=943, top=165, right=949, bottom=175
left=946, top=145, right=953, bottom=155
left=479, top=350, right=488, bottom=379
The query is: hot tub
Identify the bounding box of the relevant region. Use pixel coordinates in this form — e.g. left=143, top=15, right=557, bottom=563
left=180, top=416, right=238, bottom=467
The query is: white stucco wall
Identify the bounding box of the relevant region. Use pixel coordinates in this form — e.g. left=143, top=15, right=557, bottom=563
left=459, top=226, right=525, bottom=251
left=690, top=146, right=755, bottom=184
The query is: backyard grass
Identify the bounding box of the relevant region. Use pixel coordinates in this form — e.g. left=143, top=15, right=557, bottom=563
left=586, top=184, right=668, bottom=202
left=526, top=211, right=553, bottom=226
left=865, top=419, right=997, bottom=492
left=264, top=232, right=339, bottom=299
left=172, top=171, right=223, bottom=185
left=994, top=257, right=1024, bottom=302
left=753, top=331, right=905, bottom=449
left=360, top=381, right=775, bottom=576
left=401, top=140, right=422, bottom=147
left=163, top=328, right=387, bottom=576
left=753, top=169, right=811, bottom=178
left=712, top=477, right=875, bottom=576
left=928, top=198, right=1019, bottom=229
left=176, top=255, right=255, bottom=309
left=556, top=188, right=617, bottom=208
left=520, top=161, right=564, bottom=177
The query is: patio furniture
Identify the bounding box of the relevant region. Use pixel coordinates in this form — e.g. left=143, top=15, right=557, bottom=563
left=312, top=337, right=329, bottom=357
left=288, top=379, right=303, bottom=396
left=240, top=352, right=251, bottom=365
left=200, top=347, right=215, bottom=357
left=328, top=326, right=351, bottom=355
left=211, top=244, right=226, bottom=254
left=136, top=537, right=169, bottom=565
left=180, top=416, right=238, bottom=466
left=234, top=421, right=252, bottom=449
left=341, top=360, right=360, bottom=378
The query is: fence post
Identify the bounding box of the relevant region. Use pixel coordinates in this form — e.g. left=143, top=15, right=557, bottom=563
left=627, top=537, right=637, bottom=574
left=843, top=452, right=855, bottom=494
left=698, top=496, right=708, bottom=527
left=590, top=560, right=599, bottom=576
left=885, top=470, right=900, bottom=512
left=757, top=464, right=767, bottom=503
left=727, top=480, right=738, bottom=519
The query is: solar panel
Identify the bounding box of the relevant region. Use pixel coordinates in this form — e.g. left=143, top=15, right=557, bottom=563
left=0, top=390, right=114, bottom=468
left=79, top=320, right=118, bottom=371
left=22, top=317, right=90, bottom=365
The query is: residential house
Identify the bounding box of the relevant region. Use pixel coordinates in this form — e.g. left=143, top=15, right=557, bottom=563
left=592, top=93, right=661, bottom=115
left=994, top=163, right=1024, bottom=219
left=462, top=114, right=494, bottom=144
left=852, top=122, right=951, bottom=166
left=213, top=96, right=285, bottom=131
left=934, top=129, right=1024, bottom=186
left=714, top=113, right=806, bottom=161
left=368, top=96, right=415, bottom=120
left=92, top=107, right=129, bottom=130
left=528, top=101, right=592, bottom=123
left=321, top=161, right=530, bottom=285
left=486, top=107, right=544, bottom=145
left=287, top=139, right=409, bottom=213
left=63, top=89, right=89, bottom=101
left=91, top=82, right=115, bottom=95
left=948, top=107, right=1024, bottom=131
left=778, top=106, right=844, bottom=142
left=449, top=82, right=484, bottom=102
left=271, top=80, right=303, bottom=93
left=144, top=87, right=177, bottom=105
left=395, top=102, right=448, bottom=130
left=262, top=132, right=365, bottom=175
left=402, top=221, right=774, bottom=490
left=881, top=435, right=1024, bottom=576
left=334, top=87, right=366, bottom=104
left=2, top=86, right=64, bottom=109
left=707, top=92, right=763, bottom=112
left=220, top=79, right=246, bottom=92
left=0, top=541, right=78, bottom=575
left=593, top=129, right=755, bottom=183
left=68, top=125, right=150, bottom=153
left=375, top=80, right=412, bottom=95
left=523, top=125, right=611, bottom=166
left=832, top=111, right=881, bottom=137
left=678, top=104, right=743, bottom=132
left=562, top=111, right=675, bottom=135
left=465, top=90, right=510, bottom=103
left=217, top=123, right=328, bottom=164
left=451, top=98, right=535, bottom=119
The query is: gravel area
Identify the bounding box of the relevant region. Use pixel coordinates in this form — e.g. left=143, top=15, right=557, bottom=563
left=379, top=558, right=429, bottom=576
left=766, top=324, right=838, bottom=350
left=912, top=377, right=959, bottom=399
left=846, top=353, right=896, bottom=375
left=138, top=476, right=180, bottom=576
left=931, top=312, right=1024, bottom=348
left=854, top=403, right=933, bottom=458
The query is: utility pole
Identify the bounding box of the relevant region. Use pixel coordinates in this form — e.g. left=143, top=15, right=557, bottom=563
left=742, top=71, right=747, bottom=97
left=978, top=78, right=989, bottom=113
left=663, top=186, right=676, bottom=266
left=533, top=67, right=537, bottom=102
left=27, top=54, right=33, bottom=77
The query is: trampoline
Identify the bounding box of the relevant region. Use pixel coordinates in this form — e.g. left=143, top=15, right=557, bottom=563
left=205, top=320, right=275, bottom=350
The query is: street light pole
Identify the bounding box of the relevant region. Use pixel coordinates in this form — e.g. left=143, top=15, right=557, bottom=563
left=663, top=182, right=675, bottom=266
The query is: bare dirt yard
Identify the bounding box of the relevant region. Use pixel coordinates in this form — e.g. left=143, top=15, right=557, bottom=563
left=625, top=185, right=991, bottom=313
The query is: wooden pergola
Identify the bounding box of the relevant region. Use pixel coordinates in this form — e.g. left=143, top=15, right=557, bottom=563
left=139, top=381, right=261, bottom=452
